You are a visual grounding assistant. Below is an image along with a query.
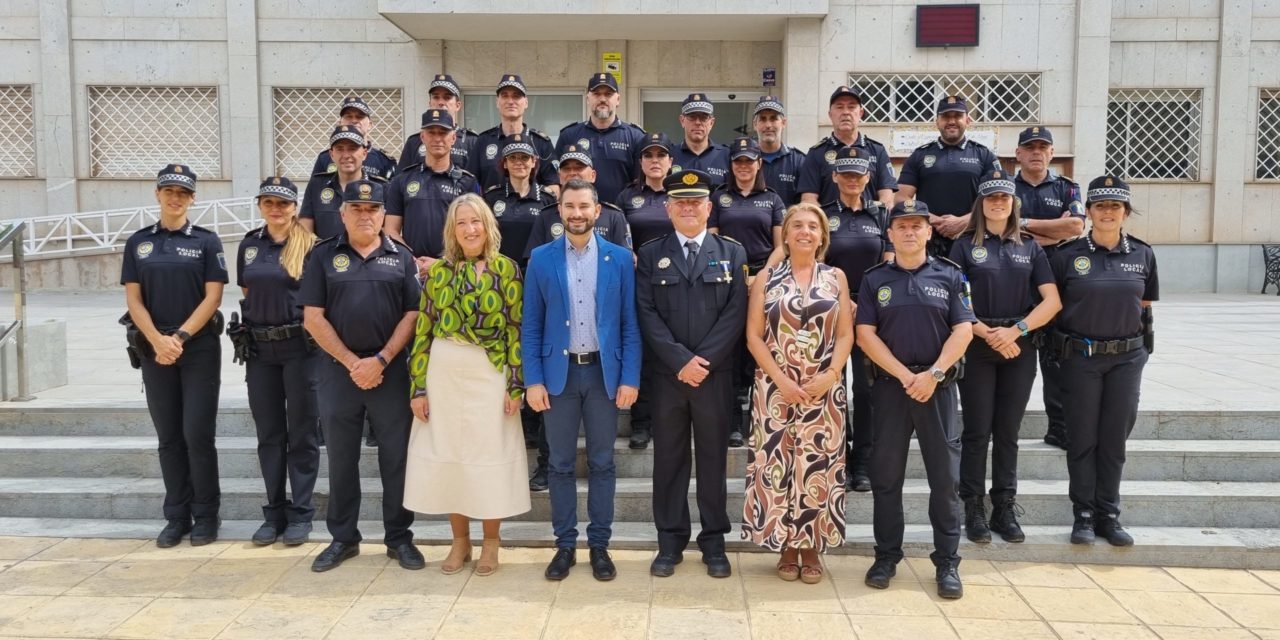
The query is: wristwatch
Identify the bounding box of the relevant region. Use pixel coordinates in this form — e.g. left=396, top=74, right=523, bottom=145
left=930, top=367, right=946, bottom=383
left=1020, top=217, right=1030, bottom=231
left=1015, top=320, right=1029, bottom=337
left=175, top=329, right=191, bottom=343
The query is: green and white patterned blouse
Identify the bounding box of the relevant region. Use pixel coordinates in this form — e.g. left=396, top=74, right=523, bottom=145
left=409, top=255, right=524, bottom=400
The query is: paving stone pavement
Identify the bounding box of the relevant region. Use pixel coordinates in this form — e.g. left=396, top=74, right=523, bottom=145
left=0, top=536, right=1278, bottom=639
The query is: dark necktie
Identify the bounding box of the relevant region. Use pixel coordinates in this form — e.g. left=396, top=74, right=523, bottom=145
left=684, top=239, right=700, bottom=274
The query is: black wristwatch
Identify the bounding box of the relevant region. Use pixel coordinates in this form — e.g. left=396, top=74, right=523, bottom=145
left=175, top=329, right=191, bottom=343
left=930, top=367, right=946, bottom=383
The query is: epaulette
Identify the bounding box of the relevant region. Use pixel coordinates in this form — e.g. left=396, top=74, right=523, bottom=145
left=189, top=224, right=215, bottom=235
left=529, top=128, right=550, bottom=141
left=1125, top=234, right=1151, bottom=248
left=459, top=127, right=477, bottom=136
left=388, top=235, right=413, bottom=251
left=638, top=235, right=668, bottom=249
left=559, top=121, right=581, bottom=133
left=368, top=174, right=388, bottom=183
left=244, top=225, right=266, bottom=239
left=914, top=141, right=936, bottom=151
left=865, top=260, right=891, bottom=272
left=717, top=234, right=743, bottom=246
left=539, top=201, right=559, bottom=212
left=1018, top=231, right=1036, bottom=242
left=314, top=235, right=340, bottom=246
left=808, top=137, right=834, bottom=151
left=601, top=202, right=623, bottom=212
left=483, top=184, right=503, bottom=194
left=934, top=255, right=963, bottom=270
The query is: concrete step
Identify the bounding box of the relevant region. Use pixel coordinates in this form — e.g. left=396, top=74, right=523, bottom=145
left=0, top=477, right=1275, bottom=529
left=1, top=436, right=1277, bottom=483
left=0, top=517, right=1275, bottom=570
left=4, top=406, right=1278, bottom=440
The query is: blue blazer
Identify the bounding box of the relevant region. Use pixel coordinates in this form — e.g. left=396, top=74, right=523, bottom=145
left=522, top=235, right=641, bottom=398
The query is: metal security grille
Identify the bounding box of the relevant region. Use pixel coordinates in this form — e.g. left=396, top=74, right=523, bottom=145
left=272, top=87, right=403, bottom=179
left=1257, top=90, right=1280, bottom=181
left=1105, top=89, right=1202, bottom=181
left=846, top=73, right=1040, bottom=124
left=88, top=86, right=221, bottom=178
left=0, top=86, right=36, bottom=178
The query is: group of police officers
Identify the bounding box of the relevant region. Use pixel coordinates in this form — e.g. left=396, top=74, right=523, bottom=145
left=122, top=70, right=1158, bottom=597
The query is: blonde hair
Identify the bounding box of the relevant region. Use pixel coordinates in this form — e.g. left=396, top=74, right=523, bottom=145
left=442, top=193, right=502, bottom=264
left=256, top=199, right=316, bottom=280
left=780, top=203, right=831, bottom=261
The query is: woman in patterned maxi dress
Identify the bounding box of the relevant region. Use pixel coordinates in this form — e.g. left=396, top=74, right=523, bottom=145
left=742, top=203, right=855, bottom=584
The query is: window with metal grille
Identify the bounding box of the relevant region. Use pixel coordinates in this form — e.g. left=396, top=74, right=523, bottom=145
left=0, top=85, right=36, bottom=178
left=272, top=87, right=404, bottom=179
left=1257, top=90, right=1280, bottom=181
left=88, top=86, right=221, bottom=178
left=1105, top=89, right=1202, bottom=181
left=846, top=73, right=1040, bottom=124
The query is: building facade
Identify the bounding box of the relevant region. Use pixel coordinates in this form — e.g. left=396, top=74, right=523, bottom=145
left=2, top=0, right=1278, bottom=291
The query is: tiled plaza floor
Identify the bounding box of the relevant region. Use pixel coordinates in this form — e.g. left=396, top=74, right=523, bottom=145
left=0, top=536, right=1277, bottom=639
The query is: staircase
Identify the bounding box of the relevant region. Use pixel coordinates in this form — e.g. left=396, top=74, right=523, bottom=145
left=0, top=406, right=1277, bottom=569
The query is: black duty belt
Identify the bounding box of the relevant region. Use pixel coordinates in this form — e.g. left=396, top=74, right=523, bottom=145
left=250, top=323, right=306, bottom=342
left=1050, top=331, right=1144, bottom=359
left=866, top=360, right=963, bottom=387
left=569, top=351, right=599, bottom=365
left=978, top=316, right=1022, bottom=328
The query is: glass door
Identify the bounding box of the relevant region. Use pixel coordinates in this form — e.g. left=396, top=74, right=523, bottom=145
left=640, top=90, right=762, bottom=144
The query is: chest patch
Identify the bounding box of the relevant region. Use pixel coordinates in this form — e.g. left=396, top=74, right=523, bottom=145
left=970, top=246, right=988, bottom=263
left=137, top=241, right=154, bottom=259
left=877, top=285, right=892, bottom=307
left=320, top=188, right=335, bottom=204
left=1073, top=256, right=1091, bottom=275
left=333, top=254, right=351, bottom=273
left=923, top=155, right=936, bottom=168
left=244, top=246, right=258, bottom=265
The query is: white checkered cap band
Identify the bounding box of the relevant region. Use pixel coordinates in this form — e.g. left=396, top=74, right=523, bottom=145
left=1088, top=187, right=1130, bottom=202
left=502, top=142, right=536, bottom=157
left=979, top=178, right=1016, bottom=195
left=497, top=79, right=526, bottom=93
left=258, top=184, right=297, bottom=201
left=330, top=130, right=364, bottom=147
left=753, top=100, right=785, bottom=115
left=429, top=78, right=460, bottom=96
left=341, top=100, right=370, bottom=115
left=832, top=157, right=871, bottom=173
left=559, top=151, right=592, bottom=167
left=681, top=101, right=713, bottom=115
left=157, top=173, right=195, bottom=188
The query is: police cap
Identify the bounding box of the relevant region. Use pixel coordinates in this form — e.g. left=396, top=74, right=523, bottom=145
left=257, top=176, right=298, bottom=202
left=588, top=72, right=619, bottom=93
left=753, top=95, right=786, bottom=116
left=664, top=169, right=713, bottom=198
left=559, top=145, right=593, bottom=168
left=1018, top=126, right=1054, bottom=146
left=937, top=95, right=968, bottom=115
left=501, top=133, right=537, bottom=158
left=829, top=85, right=864, bottom=105
left=340, top=96, right=372, bottom=118
left=729, top=137, right=762, bottom=161
left=889, top=199, right=930, bottom=220
left=429, top=74, right=461, bottom=98
left=977, top=170, right=1016, bottom=197
left=637, top=132, right=673, bottom=156
left=832, top=146, right=871, bottom=175
left=680, top=93, right=713, bottom=116
left=342, top=179, right=385, bottom=205
left=1086, top=175, right=1131, bottom=204
left=496, top=74, right=527, bottom=96
left=156, top=164, right=196, bottom=192
left=329, top=124, right=365, bottom=149
left=420, top=109, right=455, bottom=130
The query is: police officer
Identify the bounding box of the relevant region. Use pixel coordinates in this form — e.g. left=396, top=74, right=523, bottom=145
left=856, top=198, right=973, bottom=599
left=948, top=170, right=1062, bottom=545
left=469, top=74, right=559, bottom=194
left=396, top=74, right=478, bottom=173
left=121, top=164, right=228, bottom=548
left=484, top=135, right=557, bottom=268
left=236, top=177, right=321, bottom=546
left=671, top=93, right=730, bottom=187
left=752, top=95, right=807, bottom=206
left=636, top=169, right=747, bottom=579
left=897, top=95, right=1004, bottom=257
left=300, top=179, right=424, bottom=572
left=1049, top=176, right=1158, bottom=548
left=798, top=86, right=896, bottom=208
left=385, top=109, right=479, bottom=268
left=556, top=73, right=647, bottom=205
left=1012, top=126, right=1085, bottom=451
left=708, top=137, right=784, bottom=447
left=311, top=96, right=397, bottom=181
left=819, top=146, right=892, bottom=493
left=300, top=124, right=387, bottom=239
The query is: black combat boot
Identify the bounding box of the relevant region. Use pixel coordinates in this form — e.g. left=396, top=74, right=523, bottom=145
left=964, top=498, right=991, bottom=543
left=988, top=496, right=1026, bottom=543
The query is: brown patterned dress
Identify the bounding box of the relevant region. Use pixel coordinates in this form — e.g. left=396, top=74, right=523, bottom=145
left=742, top=260, right=847, bottom=551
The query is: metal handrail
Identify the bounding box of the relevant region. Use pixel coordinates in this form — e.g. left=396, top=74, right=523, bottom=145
left=0, top=221, right=31, bottom=400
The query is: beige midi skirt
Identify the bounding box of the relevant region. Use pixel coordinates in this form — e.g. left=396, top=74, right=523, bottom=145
left=403, top=337, right=531, bottom=519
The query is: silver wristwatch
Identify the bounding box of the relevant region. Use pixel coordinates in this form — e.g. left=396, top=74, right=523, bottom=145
left=930, top=367, right=946, bottom=382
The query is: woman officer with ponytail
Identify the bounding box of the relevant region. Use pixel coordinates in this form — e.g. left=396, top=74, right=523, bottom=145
left=235, top=176, right=321, bottom=546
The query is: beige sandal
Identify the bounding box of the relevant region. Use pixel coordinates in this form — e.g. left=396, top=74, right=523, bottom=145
left=798, top=549, right=823, bottom=584
left=777, top=549, right=801, bottom=581
left=474, top=539, right=501, bottom=576
left=440, top=538, right=472, bottom=575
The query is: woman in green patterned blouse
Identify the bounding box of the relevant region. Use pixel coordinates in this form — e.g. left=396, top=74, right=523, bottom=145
left=402, top=193, right=530, bottom=577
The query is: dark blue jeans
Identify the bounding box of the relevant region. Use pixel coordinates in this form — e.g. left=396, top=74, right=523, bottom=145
left=545, top=360, right=618, bottom=549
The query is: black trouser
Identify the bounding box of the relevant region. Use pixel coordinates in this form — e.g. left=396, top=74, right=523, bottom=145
left=846, top=347, right=873, bottom=477
left=651, top=369, right=732, bottom=555
left=245, top=336, right=320, bottom=525
left=629, top=355, right=656, bottom=436
left=870, top=377, right=962, bottom=569
left=140, top=332, right=221, bottom=521
left=1039, top=332, right=1067, bottom=435
left=957, top=337, right=1037, bottom=502
left=731, top=339, right=753, bottom=437
left=1061, top=348, right=1148, bottom=518
left=317, top=353, right=414, bottom=547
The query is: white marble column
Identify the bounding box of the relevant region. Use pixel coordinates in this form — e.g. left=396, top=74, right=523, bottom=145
left=37, top=0, right=77, bottom=214
left=1070, top=0, right=1113, bottom=181
left=1209, top=0, right=1252, bottom=245
left=227, top=0, right=261, bottom=194
left=782, top=18, right=822, bottom=149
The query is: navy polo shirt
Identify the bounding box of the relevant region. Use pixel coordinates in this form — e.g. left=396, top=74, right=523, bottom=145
left=310, top=147, right=397, bottom=182
left=616, top=183, right=673, bottom=248
left=898, top=137, right=1004, bottom=215
left=299, top=170, right=384, bottom=240
left=671, top=141, right=731, bottom=187
left=120, top=221, right=228, bottom=332
left=708, top=186, right=784, bottom=265
left=395, top=128, right=478, bottom=174
left=484, top=182, right=557, bottom=265
left=856, top=256, right=976, bottom=367
left=797, top=134, right=897, bottom=205
left=760, top=145, right=807, bottom=205
left=468, top=125, right=559, bottom=191
left=1015, top=171, right=1084, bottom=221
left=822, top=200, right=888, bottom=293
left=237, top=227, right=303, bottom=327
left=385, top=163, right=479, bottom=258
left=298, top=233, right=421, bottom=355
left=1050, top=234, right=1159, bottom=340
left=556, top=118, right=647, bottom=205
left=948, top=232, right=1053, bottom=320
left=525, top=202, right=631, bottom=259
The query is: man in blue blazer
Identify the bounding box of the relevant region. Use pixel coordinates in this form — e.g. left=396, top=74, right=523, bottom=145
left=523, top=178, right=642, bottom=582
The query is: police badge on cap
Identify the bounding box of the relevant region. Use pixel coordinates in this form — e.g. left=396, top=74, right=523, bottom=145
left=559, top=145, right=592, bottom=168
left=496, top=74, right=527, bottom=95
left=681, top=93, right=713, bottom=116
left=637, top=132, right=672, bottom=156
left=502, top=134, right=536, bottom=158
left=753, top=95, right=785, bottom=116
left=978, top=170, right=1016, bottom=196
left=421, top=109, right=455, bottom=130
left=889, top=198, right=931, bottom=219
left=729, top=137, right=761, bottom=161
left=329, top=125, right=365, bottom=148
left=938, top=95, right=968, bottom=115
left=1086, top=175, right=1131, bottom=204
left=156, top=164, right=197, bottom=191
left=257, top=176, right=298, bottom=202
left=588, top=72, right=619, bottom=92
left=1018, top=126, right=1054, bottom=146
left=664, top=170, right=712, bottom=198
left=342, top=179, right=385, bottom=204
left=429, top=74, right=461, bottom=98
left=340, top=96, right=372, bottom=118
left=832, top=147, right=870, bottom=175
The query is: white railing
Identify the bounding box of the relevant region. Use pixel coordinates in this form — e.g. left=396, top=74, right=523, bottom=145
left=15, top=197, right=260, bottom=259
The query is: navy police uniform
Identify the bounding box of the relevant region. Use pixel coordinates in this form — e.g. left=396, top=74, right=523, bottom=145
left=485, top=183, right=557, bottom=267
left=467, top=76, right=558, bottom=190
left=856, top=199, right=974, bottom=579
left=298, top=180, right=421, bottom=552
left=617, top=182, right=673, bottom=248
left=385, top=109, right=479, bottom=258
left=237, top=177, right=320, bottom=542
left=671, top=94, right=731, bottom=186
left=396, top=75, right=477, bottom=172
left=1049, top=176, right=1158, bottom=545
left=310, top=97, right=397, bottom=181
left=300, top=125, right=388, bottom=240
left=948, top=171, right=1055, bottom=542
left=556, top=74, right=647, bottom=205
left=121, top=164, right=228, bottom=542
left=751, top=96, right=807, bottom=206
left=797, top=87, right=897, bottom=206
left=636, top=170, right=747, bottom=565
